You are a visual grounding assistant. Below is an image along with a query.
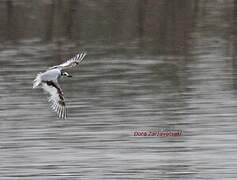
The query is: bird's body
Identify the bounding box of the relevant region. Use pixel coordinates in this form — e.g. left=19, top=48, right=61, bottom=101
left=33, top=52, right=87, bottom=119
left=41, top=68, right=61, bottom=82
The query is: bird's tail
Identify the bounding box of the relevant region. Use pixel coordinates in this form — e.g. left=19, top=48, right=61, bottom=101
left=33, top=73, right=42, bottom=88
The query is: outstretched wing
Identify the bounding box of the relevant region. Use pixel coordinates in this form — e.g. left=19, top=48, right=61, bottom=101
left=42, top=81, right=67, bottom=119
left=50, top=52, right=87, bottom=70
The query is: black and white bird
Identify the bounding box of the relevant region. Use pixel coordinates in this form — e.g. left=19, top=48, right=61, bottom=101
left=33, top=52, right=87, bottom=119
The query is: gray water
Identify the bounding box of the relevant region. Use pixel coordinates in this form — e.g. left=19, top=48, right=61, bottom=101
left=1, top=0, right=237, bottom=179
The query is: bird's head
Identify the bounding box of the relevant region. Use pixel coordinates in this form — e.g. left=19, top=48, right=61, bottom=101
left=61, top=71, right=72, bottom=77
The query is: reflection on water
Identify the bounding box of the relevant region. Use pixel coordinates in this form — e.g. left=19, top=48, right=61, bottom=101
left=0, top=0, right=237, bottom=179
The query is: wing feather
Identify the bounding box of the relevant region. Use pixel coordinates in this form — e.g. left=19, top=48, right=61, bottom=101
left=50, top=52, right=87, bottom=70
left=42, top=82, right=67, bottom=119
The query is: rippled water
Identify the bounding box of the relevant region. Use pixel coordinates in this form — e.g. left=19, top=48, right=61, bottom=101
left=0, top=0, right=237, bottom=179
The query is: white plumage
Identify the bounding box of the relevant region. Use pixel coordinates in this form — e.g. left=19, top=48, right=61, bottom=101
left=33, top=52, right=87, bottom=119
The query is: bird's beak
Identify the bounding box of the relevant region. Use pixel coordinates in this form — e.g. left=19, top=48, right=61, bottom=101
left=64, top=72, right=72, bottom=77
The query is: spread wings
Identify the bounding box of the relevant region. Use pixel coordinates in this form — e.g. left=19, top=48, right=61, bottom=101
left=42, top=81, right=67, bottom=119
left=50, top=52, right=87, bottom=70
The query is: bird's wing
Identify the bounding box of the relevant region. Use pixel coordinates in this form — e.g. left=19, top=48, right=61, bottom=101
left=42, top=81, right=67, bottom=119
left=50, top=52, right=87, bottom=70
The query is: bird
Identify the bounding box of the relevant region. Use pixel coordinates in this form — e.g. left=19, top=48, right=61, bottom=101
left=33, top=52, right=87, bottom=119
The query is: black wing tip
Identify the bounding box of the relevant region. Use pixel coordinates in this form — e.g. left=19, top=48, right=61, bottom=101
left=79, top=51, right=87, bottom=55
left=59, top=115, right=67, bottom=120
left=76, top=52, right=87, bottom=59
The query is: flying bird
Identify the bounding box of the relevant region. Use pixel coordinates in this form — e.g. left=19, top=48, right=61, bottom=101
left=33, top=52, right=87, bottom=119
